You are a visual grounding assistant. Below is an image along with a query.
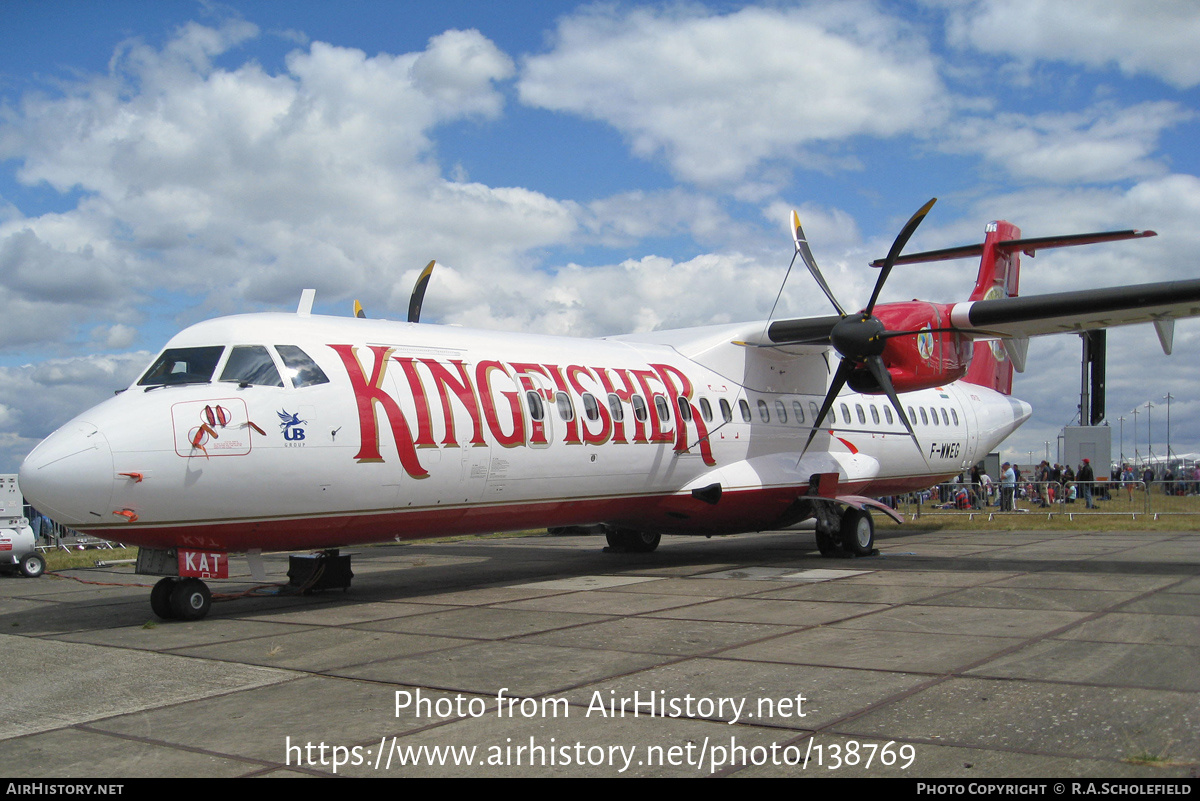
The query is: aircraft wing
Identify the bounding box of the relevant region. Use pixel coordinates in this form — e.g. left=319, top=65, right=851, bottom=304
left=946, top=277, right=1200, bottom=339
left=765, top=277, right=1200, bottom=347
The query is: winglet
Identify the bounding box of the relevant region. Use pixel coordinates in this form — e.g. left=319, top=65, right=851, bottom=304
left=354, top=300, right=366, bottom=319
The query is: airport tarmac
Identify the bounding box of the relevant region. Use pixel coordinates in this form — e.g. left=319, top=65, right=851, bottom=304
left=2, top=525, right=1198, bottom=778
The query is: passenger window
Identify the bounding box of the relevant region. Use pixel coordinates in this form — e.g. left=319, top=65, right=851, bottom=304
left=775, top=400, right=787, bottom=423
left=840, top=403, right=851, bottom=424
left=870, top=405, right=880, bottom=425
left=792, top=401, right=805, bottom=424
left=699, top=397, right=712, bottom=422
left=526, top=391, right=545, bottom=421
left=930, top=407, right=939, bottom=426
left=654, top=396, right=671, bottom=422
left=220, top=345, right=284, bottom=387
left=607, top=393, right=625, bottom=422
left=885, top=406, right=894, bottom=425
left=582, top=393, right=600, bottom=422
left=809, top=401, right=819, bottom=420
left=276, top=345, right=330, bottom=387
left=757, top=399, right=770, bottom=422
left=556, top=391, right=575, bottom=422
left=720, top=398, right=732, bottom=423
left=856, top=404, right=866, bottom=425
left=632, top=395, right=648, bottom=422
left=677, top=397, right=692, bottom=422
left=909, top=406, right=917, bottom=425
left=951, top=408, right=959, bottom=426
left=919, top=407, right=928, bottom=426
left=739, top=400, right=751, bottom=422
left=138, top=346, right=225, bottom=387
left=941, top=408, right=950, bottom=426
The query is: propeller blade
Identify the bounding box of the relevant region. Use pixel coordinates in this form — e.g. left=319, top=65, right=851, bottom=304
left=865, top=198, right=937, bottom=314
left=408, top=260, right=436, bottom=324
left=354, top=300, right=366, bottom=319
left=876, top=326, right=959, bottom=340
left=864, top=354, right=931, bottom=470
left=792, top=210, right=846, bottom=316
left=800, top=358, right=856, bottom=460
left=863, top=355, right=916, bottom=443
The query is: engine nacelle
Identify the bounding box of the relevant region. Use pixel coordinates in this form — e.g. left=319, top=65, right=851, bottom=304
left=846, top=302, right=971, bottom=394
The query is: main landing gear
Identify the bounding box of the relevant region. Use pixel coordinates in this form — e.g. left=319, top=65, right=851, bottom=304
left=150, top=577, right=212, bottom=621
left=604, top=527, right=662, bottom=553
left=814, top=506, right=876, bottom=558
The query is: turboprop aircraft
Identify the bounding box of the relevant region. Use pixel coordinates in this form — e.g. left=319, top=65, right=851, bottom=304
left=19, top=199, right=1200, bottom=621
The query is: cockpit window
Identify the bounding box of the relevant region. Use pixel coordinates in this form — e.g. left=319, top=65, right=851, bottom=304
left=220, top=345, right=284, bottom=387
left=137, top=346, right=224, bottom=387
left=275, top=345, right=330, bottom=388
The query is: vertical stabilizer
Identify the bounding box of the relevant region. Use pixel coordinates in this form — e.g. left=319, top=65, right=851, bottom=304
left=964, top=221, right=1021, bottom=394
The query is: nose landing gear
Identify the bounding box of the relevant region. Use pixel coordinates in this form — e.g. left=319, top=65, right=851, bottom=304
left=150, top=576, right=213, bottom=621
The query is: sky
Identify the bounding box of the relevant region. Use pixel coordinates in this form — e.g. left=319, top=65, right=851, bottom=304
left=1, top=0, right=1199, bottom=474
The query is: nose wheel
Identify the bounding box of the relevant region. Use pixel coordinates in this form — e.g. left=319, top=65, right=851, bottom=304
left=150, top=577, right=213, bottom=621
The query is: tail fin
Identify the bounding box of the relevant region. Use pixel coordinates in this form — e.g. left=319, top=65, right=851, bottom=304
left=964, top=221, right=1021, bottom=394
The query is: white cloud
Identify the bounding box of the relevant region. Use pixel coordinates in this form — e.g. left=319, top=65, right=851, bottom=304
left=519, top=4, right=948, bottom=185
left=0, top=353, right=151, bottom=471
left=0, top=22, right=563, bottom=349
left=943, top=102, right=1192, bottom=185
left=943, top=0, right=1200, bottom=89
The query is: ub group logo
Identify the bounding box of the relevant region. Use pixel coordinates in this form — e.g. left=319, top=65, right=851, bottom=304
left=279, top=409, right=307, bottom=444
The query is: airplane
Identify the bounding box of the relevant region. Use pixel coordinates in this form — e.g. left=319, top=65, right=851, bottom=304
left=18, top=199, right=1200, bottom=621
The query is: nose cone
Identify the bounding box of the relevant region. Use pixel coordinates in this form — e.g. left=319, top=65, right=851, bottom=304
left=20, top=420, right=115, bottom=527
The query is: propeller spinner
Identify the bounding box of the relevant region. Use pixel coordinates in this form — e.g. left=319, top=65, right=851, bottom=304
left=796, top=198, right=938, bottom=458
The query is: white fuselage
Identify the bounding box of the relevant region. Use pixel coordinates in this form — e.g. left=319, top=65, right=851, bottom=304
left=19, top=312, right=1030, bottom=553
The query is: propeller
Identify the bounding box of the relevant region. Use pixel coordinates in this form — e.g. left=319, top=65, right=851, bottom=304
left=408, top=260, right=436, bottom=323
left=797, top=198, right=937, bottom=459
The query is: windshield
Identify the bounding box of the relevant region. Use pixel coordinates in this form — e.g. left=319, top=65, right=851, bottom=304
left=137, top=346, right=225, bottom=387
left=220, top=345, right=284, bottom=387
left=276, top=345, right=330, bottom=388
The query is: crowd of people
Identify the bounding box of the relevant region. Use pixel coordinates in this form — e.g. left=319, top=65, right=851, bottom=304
left=917, top=459, right=1200, bottom=511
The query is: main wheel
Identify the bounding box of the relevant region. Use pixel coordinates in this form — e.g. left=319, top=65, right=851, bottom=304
left=626, top=530, right=661, bottom=553
left=841, top=508, right=875, bottom=556
left=19, top=552, right=45, bottom=578
left=151, top=577, right=177, bottom=620
left=170, top=578, right=212, bottom=621
left=815, top=528, right=843, bottom=557
left=604, top=528, right=661, bottom=553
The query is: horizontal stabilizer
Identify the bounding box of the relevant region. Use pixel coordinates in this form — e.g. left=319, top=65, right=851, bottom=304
left=870, top=229, right=1156, bottom=267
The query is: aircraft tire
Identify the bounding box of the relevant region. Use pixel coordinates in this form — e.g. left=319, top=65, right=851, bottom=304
left=151, top=577, right=177, bottom=620
left=815, top=529, right=844, bottom=557
left=170, top=578, right=212, bottom=621
left=627, top=530, right=661, bottom=553
left=605, top=528, right=661, bottom=553
left=841, top=508, right=875, bottom=557
left=605, top=528, right=626, bottom=549
left=19, top=552, right=45, bottom=578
